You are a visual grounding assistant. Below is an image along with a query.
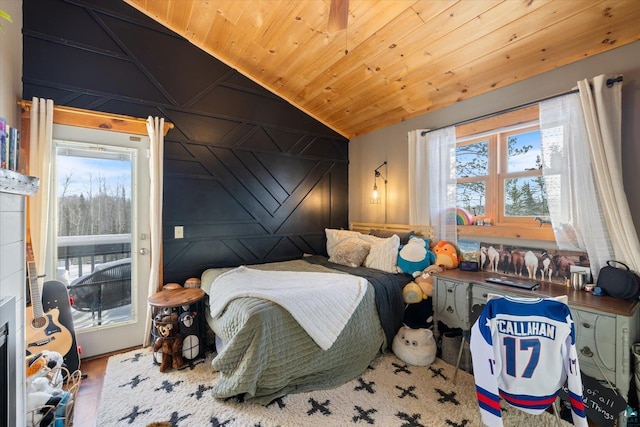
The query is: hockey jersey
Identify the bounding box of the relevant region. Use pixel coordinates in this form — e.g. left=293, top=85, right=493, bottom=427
left=470, top=295, right=587, bottom=427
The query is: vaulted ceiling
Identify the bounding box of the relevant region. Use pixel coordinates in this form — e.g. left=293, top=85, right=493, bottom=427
left=123, top=0, right=640, bottom=139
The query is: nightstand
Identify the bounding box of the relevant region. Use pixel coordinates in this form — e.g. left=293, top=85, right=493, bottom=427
left=148, top=287, right=206, bottom=363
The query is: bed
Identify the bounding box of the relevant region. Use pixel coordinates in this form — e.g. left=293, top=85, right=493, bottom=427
left=200, top=224, right=433, bottom=404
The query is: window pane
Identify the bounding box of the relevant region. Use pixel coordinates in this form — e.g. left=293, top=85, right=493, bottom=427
left=56, top=144, right=133, bottom=330
left=457, top=181, right=485, bottom=216
left=504, top=177, right=549, bottom=217
left=507, top=130, right=542, bottom=172
left=456, top=140, right=488, bottom=178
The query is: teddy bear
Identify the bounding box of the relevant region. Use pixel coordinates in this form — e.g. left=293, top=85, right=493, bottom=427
left=153, top=312, right=184, bottom=372
left=397, top=236, right=436, bottom=277
left=392, top=325, right=437, bottom=367
left=433, top=240, right=459, bottom=269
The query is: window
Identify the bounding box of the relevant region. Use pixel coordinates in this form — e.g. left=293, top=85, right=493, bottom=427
left=455, top=106, right=549, bottom=229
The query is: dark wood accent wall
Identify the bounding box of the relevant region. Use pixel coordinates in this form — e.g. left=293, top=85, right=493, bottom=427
left=22, top=0, right=349, bottom=283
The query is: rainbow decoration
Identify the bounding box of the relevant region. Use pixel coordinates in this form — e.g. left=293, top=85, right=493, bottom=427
left=448, top=207, right=474, bottom=225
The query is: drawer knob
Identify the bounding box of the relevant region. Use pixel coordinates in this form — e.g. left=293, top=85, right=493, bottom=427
left=447, top=289, right=453, bottom=293
left=482, top=293, right=488, bottom=298
left=581, top=347, right=593, bottom=357
left=582, top=323, right=591, bottom=329
left=447, top=306, right=454, bottom=314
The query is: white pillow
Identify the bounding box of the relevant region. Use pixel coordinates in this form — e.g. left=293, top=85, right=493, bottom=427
left=325, top=228, right=361, bottom=259
left=359, top=234, right=400, bottom=273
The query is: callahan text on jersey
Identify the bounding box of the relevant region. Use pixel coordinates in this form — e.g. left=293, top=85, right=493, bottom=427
left=496, top=319, right=556, bottom=340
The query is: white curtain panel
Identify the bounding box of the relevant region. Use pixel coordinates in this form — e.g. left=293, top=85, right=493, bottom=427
left=577, top=75, right=640, bottom=274
left=143, top=116, right=165, bottom=346
left=426, top=126, right=457, bottom=244
left=28, top=97, right=54, bottom=285
left=408, top=129, right=431, bottom=226
left=539, top=93, right=613, bottom=276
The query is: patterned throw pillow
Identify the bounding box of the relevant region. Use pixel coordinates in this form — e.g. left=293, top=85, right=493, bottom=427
left=329, top=238, right=371, bottom=268
left=325, top=228, right=361, bottom=258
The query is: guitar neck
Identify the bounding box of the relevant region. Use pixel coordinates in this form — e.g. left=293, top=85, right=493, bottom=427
left=27, top=260, right=45, bottom=320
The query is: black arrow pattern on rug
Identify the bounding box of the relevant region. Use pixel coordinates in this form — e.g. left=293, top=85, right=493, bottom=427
left=155, top=379, right=184, bottom=393
left=121, top=352, right=146, bottom=363
left=429, top=366, right=448, bottom=380
left=307, top=398, right=332, bottom=416
left=395, top=384, right=418, bottom=399
left=168, top=410, right=191, bottom=425
left=119, top=374, right=149, bottom=389
left=392, top=362, right=412, bottom=375
left=435, top=388, right=460, bottom=405
left=184, top=358, right=206, bottom=370
left=266, top=396, right=286, bottom=409
left=209, top=417, right=234, bottom=426
left=445, top=418, right=471, bottom=427
left=118, top=405, right=152, bottom=424
left=354, top=377, right=376, bottom=393
left=352, top=405, right=377, bottom=424
left=189, top=384, right=214, bottom=399
left=396, top=411, right=425, bottom=427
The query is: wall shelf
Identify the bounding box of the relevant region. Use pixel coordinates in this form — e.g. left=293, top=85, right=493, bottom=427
left=0, top=169, right=39, bottom=196
left=457, top=224, right=555, bottom=241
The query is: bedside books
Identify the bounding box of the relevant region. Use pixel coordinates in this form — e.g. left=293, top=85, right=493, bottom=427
left=0, top=117, right=20, bottom=172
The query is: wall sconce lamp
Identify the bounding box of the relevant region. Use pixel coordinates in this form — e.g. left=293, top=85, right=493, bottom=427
left=370, top=161, right=388, bottom=223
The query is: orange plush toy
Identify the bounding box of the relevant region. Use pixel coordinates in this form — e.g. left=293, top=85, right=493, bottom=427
left=433, top=240, right=459, bottom=269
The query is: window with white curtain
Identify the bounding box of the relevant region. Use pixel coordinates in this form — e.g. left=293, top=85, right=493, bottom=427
left=455, top=106, right=549, bottom=228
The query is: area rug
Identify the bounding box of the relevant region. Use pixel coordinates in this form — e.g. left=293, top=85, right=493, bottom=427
left=97, top=348, right=571, bottom=426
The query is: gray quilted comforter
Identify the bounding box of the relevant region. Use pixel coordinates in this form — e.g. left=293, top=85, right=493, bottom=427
left=201, top=256, right=411, bottom=404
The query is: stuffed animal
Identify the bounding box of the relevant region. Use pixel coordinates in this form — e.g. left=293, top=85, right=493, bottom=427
left=397, top=236, right=436, bottom=277
left=433, top=240, right=459, bottom=269
left=152, top=312, right=184, bottom=372
left=25, top=352, right=66, bottom=427
left=402, top=264, right=442, bottom=304
left=392, top=325, right=437, bottom=367
left=26, top=391, right=62, bottom=427
left=30, top=377, right=73, bottom=427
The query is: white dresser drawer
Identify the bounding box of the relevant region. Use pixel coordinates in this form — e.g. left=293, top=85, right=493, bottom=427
left=571, top=308, right=617, bottom=372
left=434, top=278, right=469, bottom=329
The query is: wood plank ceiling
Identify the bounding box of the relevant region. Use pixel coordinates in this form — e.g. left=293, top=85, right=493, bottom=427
left=123, top=0, right=640, bottom=139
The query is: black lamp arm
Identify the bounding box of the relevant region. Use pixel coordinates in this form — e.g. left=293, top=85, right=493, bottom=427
left=374, top=161, right=387, bottom=181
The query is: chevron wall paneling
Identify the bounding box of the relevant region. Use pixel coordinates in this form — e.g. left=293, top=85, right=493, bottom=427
left=22, top=0, right=349, bottom=283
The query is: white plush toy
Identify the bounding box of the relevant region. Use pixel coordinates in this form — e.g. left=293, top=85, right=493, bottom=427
left=392, top=325, right=437, bottom=367
left=25, top=351, right=71, bottom=427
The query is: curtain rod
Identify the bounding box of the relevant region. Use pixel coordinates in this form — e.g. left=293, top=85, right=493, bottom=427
left=421, top=76, right=623, bottom=136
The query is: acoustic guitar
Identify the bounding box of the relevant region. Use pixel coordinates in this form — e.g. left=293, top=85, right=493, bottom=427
left=25, top=245, right=73, bottom=356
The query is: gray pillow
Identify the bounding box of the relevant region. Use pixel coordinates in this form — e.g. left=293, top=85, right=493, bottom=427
left=369, top=229, right=414, bottom=245
left=329, top=238, right=371, bottom=268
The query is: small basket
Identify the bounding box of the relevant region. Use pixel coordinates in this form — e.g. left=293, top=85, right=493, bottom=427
left=26, top=366, right=82, bottom=427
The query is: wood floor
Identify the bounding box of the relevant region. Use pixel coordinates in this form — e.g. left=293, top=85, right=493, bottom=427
left=72, top=348, right=139, bottom=426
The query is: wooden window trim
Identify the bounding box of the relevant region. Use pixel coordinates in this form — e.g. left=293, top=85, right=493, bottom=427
left=18, top=100, right=173, bottom=136
left=456, top=104, right=555, bottom=241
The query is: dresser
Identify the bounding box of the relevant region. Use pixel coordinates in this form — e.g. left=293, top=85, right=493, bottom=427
left=433, top=269, right=640, bottom=423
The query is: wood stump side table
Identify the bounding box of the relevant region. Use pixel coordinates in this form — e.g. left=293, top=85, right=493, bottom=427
left=148, top=287, right=206, bottom=366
